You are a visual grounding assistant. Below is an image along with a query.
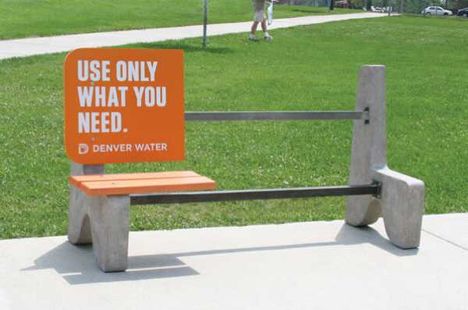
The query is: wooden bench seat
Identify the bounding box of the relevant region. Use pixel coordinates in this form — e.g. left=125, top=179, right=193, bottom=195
left=69, top=171, right=216, bottom=196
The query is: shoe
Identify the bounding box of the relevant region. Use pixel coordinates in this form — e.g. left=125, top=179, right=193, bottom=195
left=248, top=34, right=259, bottom=41
left=264, top=32, right=273, bottom=41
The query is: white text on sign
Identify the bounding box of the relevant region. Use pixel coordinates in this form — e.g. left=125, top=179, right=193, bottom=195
left=76, top=60, right=167, bottom=134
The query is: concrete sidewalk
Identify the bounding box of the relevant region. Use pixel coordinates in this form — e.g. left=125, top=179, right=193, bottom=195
left=0, top=13, right=388, bottom=60
left=0, top=213, right=467, bottom=309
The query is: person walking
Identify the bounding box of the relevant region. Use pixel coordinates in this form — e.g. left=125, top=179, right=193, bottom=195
left=249, top=0, right=273, bottom=41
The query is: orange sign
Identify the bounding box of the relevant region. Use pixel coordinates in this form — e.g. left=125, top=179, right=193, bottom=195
left=64, top=48, right=184, bottom=164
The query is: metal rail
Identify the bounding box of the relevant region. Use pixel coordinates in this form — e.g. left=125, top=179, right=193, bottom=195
left=185, top=111, right=366, bottom=122
left=130, top=184, right=380, bottom=205
left=202, top=0, right=208, bottom=48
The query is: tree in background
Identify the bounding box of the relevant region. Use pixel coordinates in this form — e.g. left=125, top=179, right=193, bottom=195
left=404, top=0, right=436, bottom=13
left=452, top=0, right=468, bottom=8
left=348, top=0, right=369, bottom=9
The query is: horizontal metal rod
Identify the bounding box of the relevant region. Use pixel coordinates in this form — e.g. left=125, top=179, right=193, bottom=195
left=185, top=111, right=364, bottom=121
left=130, top=184, right=380, bottom=205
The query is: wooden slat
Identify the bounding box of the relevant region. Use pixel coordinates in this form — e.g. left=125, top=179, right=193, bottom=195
left=73, top=175, right=216, bottom=196
left=70, top=171, right=200, bottom=185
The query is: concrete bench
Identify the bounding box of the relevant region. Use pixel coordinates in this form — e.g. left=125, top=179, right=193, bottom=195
left=68, top=170, right=216, bottom=272
left=67, top=65, right=425, bottom=273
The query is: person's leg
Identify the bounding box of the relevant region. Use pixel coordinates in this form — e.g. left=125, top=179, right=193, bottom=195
left=261, top=19, right=273, bottom=41
left=249, top=0, right=263, bottom=40
left=249, top=21, right=260, bottom=40
left=261, top=20, right=267, bottom=32
left=251, top=21, right=260, bottom=35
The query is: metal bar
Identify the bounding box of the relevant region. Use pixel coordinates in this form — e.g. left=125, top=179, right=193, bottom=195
left=130, top=184, right=380, bottom=205
left=185, top=111, right=363, bottom=121
left=202, top=0, right=208, bottom=48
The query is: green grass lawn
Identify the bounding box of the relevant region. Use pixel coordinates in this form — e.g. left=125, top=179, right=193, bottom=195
left=0, top=0, right=356, bottom=40
left=0, top=16, right=467, bottom=239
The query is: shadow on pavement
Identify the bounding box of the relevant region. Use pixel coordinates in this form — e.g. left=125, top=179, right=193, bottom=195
left=22, top=223, right=417, bottom=285
left=22, top=243, right=199, bottom=285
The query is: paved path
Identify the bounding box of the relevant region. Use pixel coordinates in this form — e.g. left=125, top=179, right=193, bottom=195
left=0, top=213, right=466, bottom=309
left=0, top=13, right=388, bottom=60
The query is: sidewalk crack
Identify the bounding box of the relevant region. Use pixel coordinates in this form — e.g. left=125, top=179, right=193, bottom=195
left=422, top=229, right=468, bottom=252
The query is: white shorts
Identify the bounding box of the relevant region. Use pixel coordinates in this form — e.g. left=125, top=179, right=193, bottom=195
left=253, top=0, right=266, bottom=22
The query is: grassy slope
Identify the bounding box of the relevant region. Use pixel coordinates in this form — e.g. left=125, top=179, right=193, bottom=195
left=0, top=0, right=354, bottom=40
left=0, top=16, right=467, bottom=239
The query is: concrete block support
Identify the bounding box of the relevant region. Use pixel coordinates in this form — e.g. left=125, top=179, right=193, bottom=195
left=68, top=163, right=130, bottom=272
left=374, top=168, right=424, bottom=248
left=346, top=65, right=386, bottom=227
left=88, top=195, right=130, bottom=272
left=346, top=65, right=425, bottom=248
left=68, top=163, right=104, bottom=245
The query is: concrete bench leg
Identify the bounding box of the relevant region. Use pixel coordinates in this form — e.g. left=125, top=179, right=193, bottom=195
left=88, top=195, right=130, bottom=272
left=68, top=187, right=92, bottom=244
left=346, top=65, right=386, bottom=226
left=68, top=163, right=104, bottom=245
left=374, top=168, right=424, bottom=249
left=68, top=163, right=129, bottom=272
left=345, top=65, right=424, bottom=248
